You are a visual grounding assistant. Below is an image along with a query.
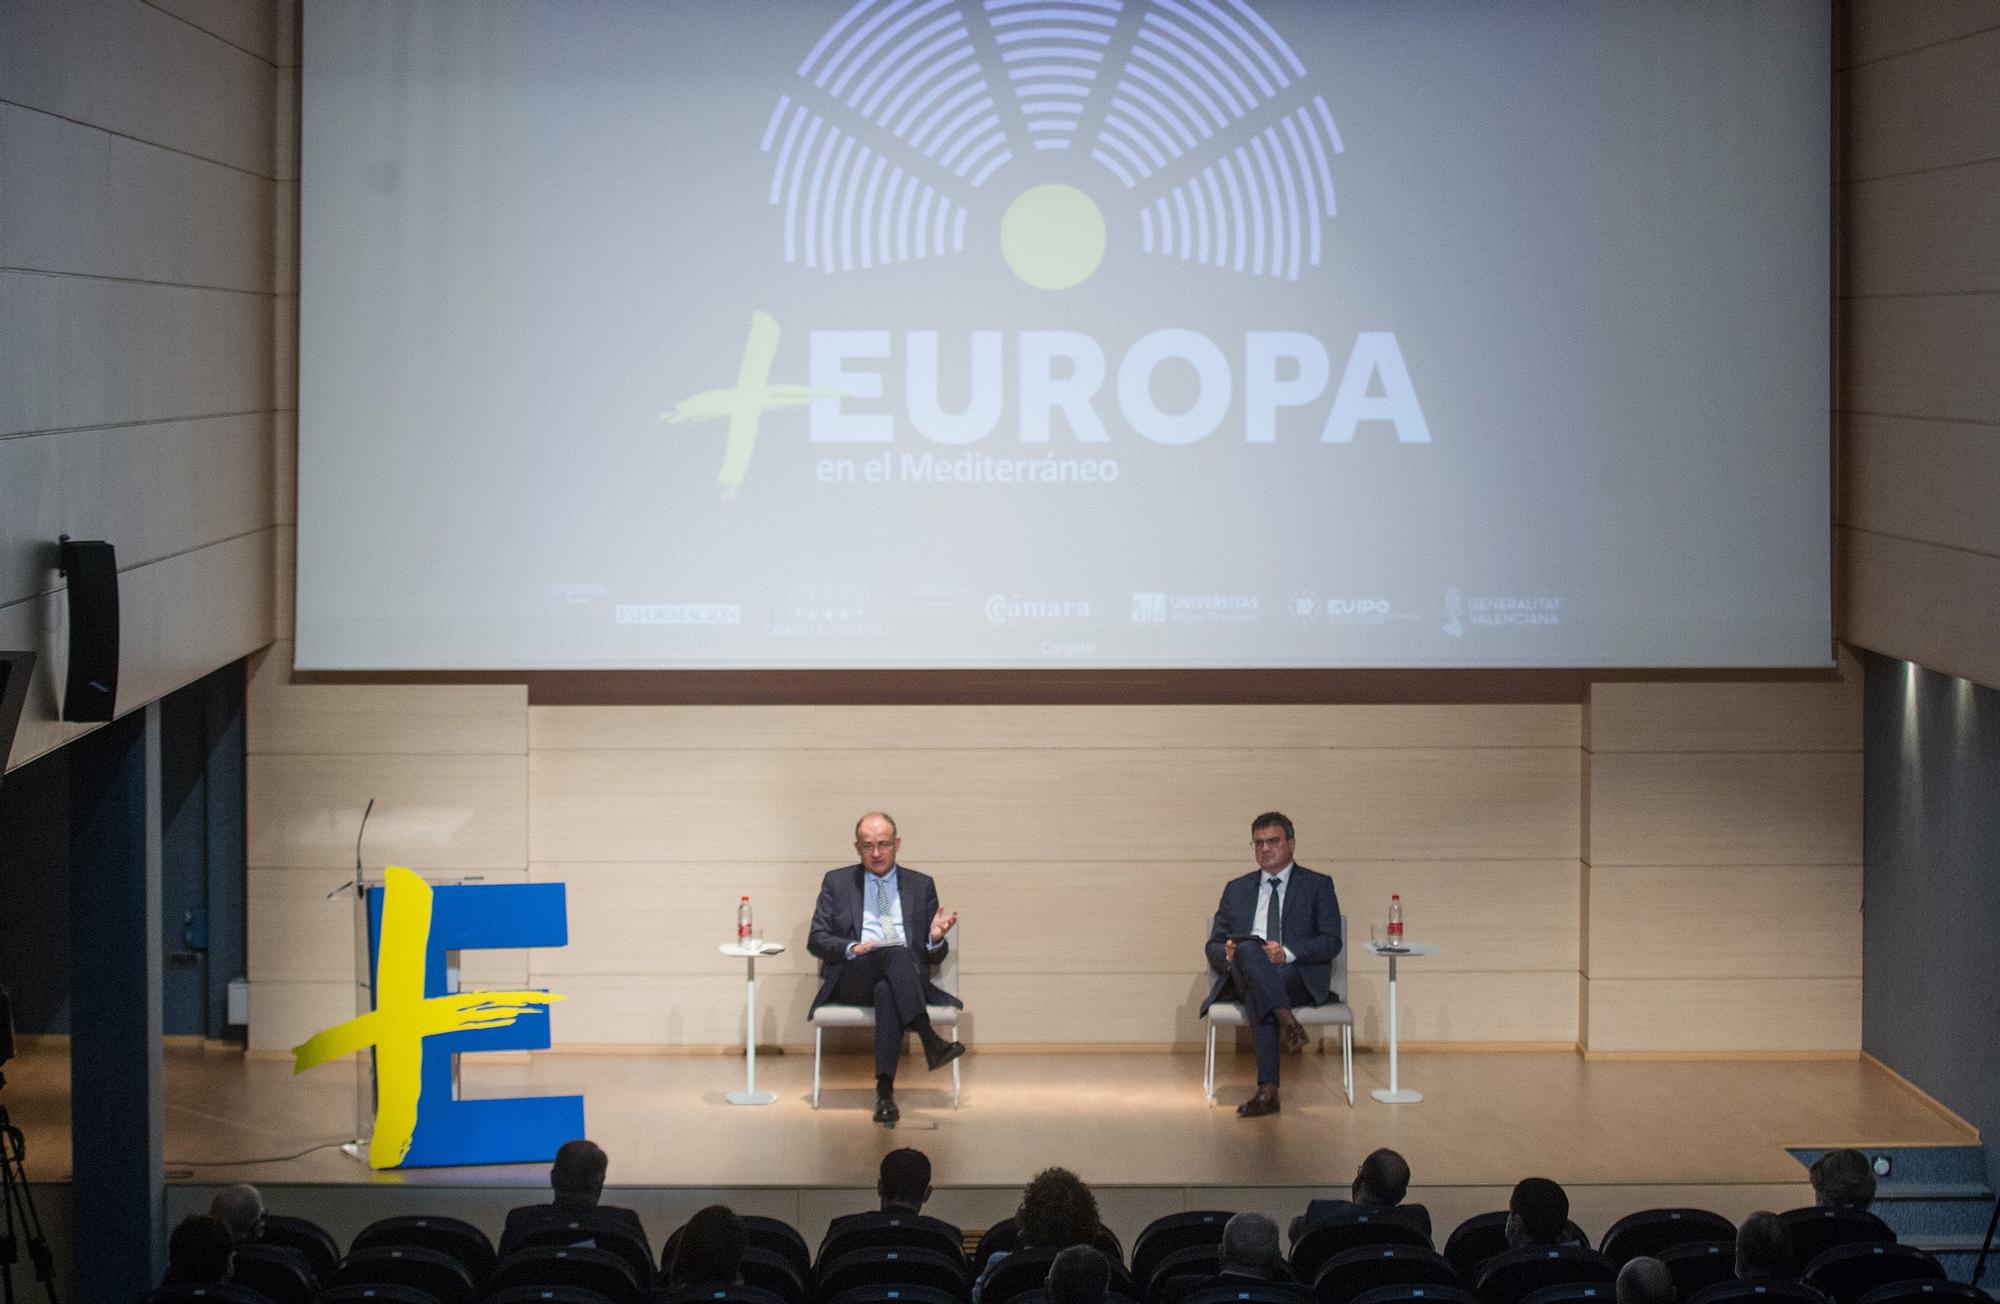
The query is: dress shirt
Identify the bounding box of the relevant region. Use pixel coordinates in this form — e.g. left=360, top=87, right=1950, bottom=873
left=1251, top=864, right=1298, bottom=963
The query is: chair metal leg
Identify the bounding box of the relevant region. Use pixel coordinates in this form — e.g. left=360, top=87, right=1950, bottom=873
left=812, top=1024, right=822, bottom=1109
left=1342, top=1024, right=1354, bottom=1106
left=1204, top=1021, right=1217, bottom=1105
left=951, top=1040, right=961, bottom=1108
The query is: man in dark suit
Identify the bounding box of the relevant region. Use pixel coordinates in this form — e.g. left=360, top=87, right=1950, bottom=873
left=499, top=1138, right=653, bottom=1281
left=809, top=811, right=965, bottom=1125
left=1291, top=1148, right=1433, bottom=1244
left=820, top=1147, right=964, bottom=1261
left=1201, top=811, right=1342, bottom=1117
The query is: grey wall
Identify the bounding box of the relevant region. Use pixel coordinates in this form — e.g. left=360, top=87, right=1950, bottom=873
left=1861, top=651, right=2000, bottom=1187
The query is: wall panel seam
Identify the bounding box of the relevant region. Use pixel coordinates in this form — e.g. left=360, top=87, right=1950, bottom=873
left=527, top=745, right=1585, bottom=754
left=1843, top=525, right=2000, bottom=564
left=0, top=526, right=275, bottom=615
left=1836, top=411, right=2000, bottom=429
left=1839, top=290, right=2000, bottom=302
left=137, top=0, right=280, bottom=68
left=1839, top=155, right=2000, bottom=187
left=0, top=410, right=277, bottom=444
left=0, top=266, right=276, bottom=298
left=1839, top=25, right=2000, bottom=73
left=0, top=95, right=278, bottom=181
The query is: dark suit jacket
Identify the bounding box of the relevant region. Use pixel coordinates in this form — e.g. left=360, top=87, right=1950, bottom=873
left=1289, top=1198, right=1433, bottom=1245
left=807, top=864, right=962, bottom=1017
left=820, top=1205, right=965, bottom=1258
left=499, top=1199, right=652, bottom=1266
left=1201, top=865, right=1342, bottom=1015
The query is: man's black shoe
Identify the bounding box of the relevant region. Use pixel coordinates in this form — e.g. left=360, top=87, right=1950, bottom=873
left=925, top=1038, right=966, bottom=1072
left=873, top=1094, right=900, bottom=1125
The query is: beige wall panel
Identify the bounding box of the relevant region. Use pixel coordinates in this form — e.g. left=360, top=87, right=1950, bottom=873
left=1842, top=414, right=2000, bottom=559
left=248, top=867, right=528, bottom=987
left=1583, top=977, right=1861, bottom=1052
left=0, top=103, right=272, bottom=293
left=274, top=179, right=299, bottom=296
left=274, top=523, right=295, bottom=637
left=956, top=972, right=1213, bottom=1044
left=1844, top=160, right=2000, bottom=298
left=0, top=273, right=273, bottom=437
left=1588, top=664, right=1862, bottom=754
left=273, top=411, right=297, bottom=525
left=1585, top=865, right=1862, bottom=980
left=274, top=63, right=299, bottom=181
left=0, top=415, right=274, bottom=608
left=273, top=291, right=297, bottom=415
left=1589, top=753, right=1861, bottom=867
left=246, top=981, right=354, bottom=1053
left=1334, top=862, right=1580, bottom=972
left=150, top=0, right=279, bottom=64
left=0, top=0, right=274, bottom=175
left=540, top=973, right=824, bottom=1047
left=1842, top=294, right=2000, bottom=426
left=247, top=753, right=527, bottom=870
left=528, top=703, right=1581, bottom=753
left=1340, top=970, right=1580, bottom=1046
left=1844, top=0, right=2000, bottom=66
left=529, top=863, right=829, bottom=978
left=4, top=527, right=275, bottom=770
left=247, top=643, right=527, bottom=755
left=529, top=746, right=1579, bottom=864
left=1843, top=26, right=2000, bottom=181
left=1841, top=526, right=2000, bottom=690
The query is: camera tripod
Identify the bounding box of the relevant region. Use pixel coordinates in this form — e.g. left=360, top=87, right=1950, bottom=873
left=0, top=1075, right=60, bottom=1304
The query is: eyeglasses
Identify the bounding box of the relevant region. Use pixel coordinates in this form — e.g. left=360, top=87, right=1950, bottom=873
left=1252, top=836, right=1289, bottom=849
left=856, top=840, right=898, bottom=852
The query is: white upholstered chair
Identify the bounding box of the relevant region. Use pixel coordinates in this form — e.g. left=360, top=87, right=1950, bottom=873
left=811, top=922, right=961, bottom=1108
left=1202, top=913, right=1354, bottom=1105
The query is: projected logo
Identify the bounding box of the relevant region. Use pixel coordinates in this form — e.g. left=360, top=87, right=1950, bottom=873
left=760, top=0, right=1344, bottom=288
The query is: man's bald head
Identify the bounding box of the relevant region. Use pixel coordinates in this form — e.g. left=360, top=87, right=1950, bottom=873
left=209, top=1184, right=264, bottom=1242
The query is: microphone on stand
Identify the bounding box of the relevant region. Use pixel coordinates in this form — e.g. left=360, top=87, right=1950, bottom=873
left=326, top=797, right=375, bottom=899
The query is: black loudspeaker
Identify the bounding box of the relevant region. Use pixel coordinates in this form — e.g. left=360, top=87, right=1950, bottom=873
left=0, top=650, right=34, bottom=782
left=58, top=538, right=119, bottom=723
left=0, top=984, right=14, bottom=1066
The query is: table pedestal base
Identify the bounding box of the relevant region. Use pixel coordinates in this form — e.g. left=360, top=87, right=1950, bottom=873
left=726, top=1089, right=776, bottom=1106
left=1370, top=1087, right=1423, bottom=1104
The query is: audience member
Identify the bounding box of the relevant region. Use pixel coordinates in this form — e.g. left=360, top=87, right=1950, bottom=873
left=1735, top=1210, right=1796, bottom=1281
left=1505, top=1177, right=1575, bottom=1250
left=1046, top=1245, right=1114, bottom=1304
left=1218, top=1213, right=1287, bottom=1280
left=208, top=1183, right=265, bottom=1243
left=1616, top=1256, right=1675, bottom=1304
left=823, top=1147, right=963, bottom=1253
left=667, top=1205, right=747, bottom=1291
left=1291, top=1148, right=1433, bottom=1243
left=976, top=1168, right=1104, bottom=1302
left=162, top=1214, right=236, bottom=1286
left=1809, top=1149, right=1877, bottom=1212
left=499, top=1138, right=653, bottom=1268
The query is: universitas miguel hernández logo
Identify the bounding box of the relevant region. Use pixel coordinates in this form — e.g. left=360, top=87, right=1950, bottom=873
left=662, top=0, right=1431, bottom=499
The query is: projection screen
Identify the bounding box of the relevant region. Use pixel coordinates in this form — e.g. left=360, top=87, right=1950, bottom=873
left=297, top=0, right=1831, bottom=670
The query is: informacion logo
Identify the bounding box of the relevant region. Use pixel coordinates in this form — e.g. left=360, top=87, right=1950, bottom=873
left=615, top=603, right=744, bottom=626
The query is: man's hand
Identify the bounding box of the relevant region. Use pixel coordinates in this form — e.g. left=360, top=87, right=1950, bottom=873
left=1224, top=938, right=1237, bottom=963
left=851, top=939, right=879, bottom=956
left=1263, top=939, right=1285, bottom=964
left=929, top=909, right=959, bottom=943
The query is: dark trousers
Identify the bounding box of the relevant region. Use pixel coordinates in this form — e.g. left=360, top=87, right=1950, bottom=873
left=1227, top=944, right=1319, bottom=1083
left=827, top=945, right=932, bottom=1080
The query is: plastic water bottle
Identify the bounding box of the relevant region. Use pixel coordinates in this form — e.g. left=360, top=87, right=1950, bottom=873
left=1388, top=894, right=1403, bottom=947
left=738, top=895, right=753, bottom=946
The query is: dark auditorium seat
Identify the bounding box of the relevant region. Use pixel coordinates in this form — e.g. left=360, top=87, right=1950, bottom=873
left=738, top=1245, right=808, bottom=1304
left=1345, top=1285, right=1481, bottom=1304
left=517, top=1212, right=659, bottom=1288
left=1473, top=1246, right=1617, bottom=1304
left=139, top=1286, right=274, bottom=1304
left=1777, top=1210, right=1896, bottom=1268
left=1181, top=1284, right=1316, bottom=1304
left=744, top=1216, right=815, bottom=1283
left=258, top=1212, right=341, bottom=1284
left=819, top=1213, right=967, bottom=1270
left=1855, top=1282, right=1995, bottom=1304
left=493, top=1244, right=643, bottom=1304
left=1010, top=1292, right=1139, bottom=1304
left=1599, top=1210, right=1739, bottom=1266
left=1802, top=1243, right=1945, bottom=1304
left=1312, top=1246, right=1460, bottom=1304
left=1517, top=1284, right=1616, bottom=1304
left=1441, top=1215, right=1589, bottom=1285
left=1686, top=1281, right=1832, bottom=1304
left=1133, top=1212, right=1236, bottom=1297
left=975, top=1219, right=1126, bottom=1275
left=823, top=1284, right=971, bottom=1304
left=229, top=1241, right=318, bottom=1304
left=1292, top=1217, right=1433, bottom=1285
left=1146, top=1244, right=1226, bottom=1304
left=316, top=1285, right=444, bottom=1304
left=1657, top=1241, right=1740, bottom=1300
left=817, top=1245, right=971, bottom=1300
left=646, top=1286, right=790, bottom=1304
left=330, top=1244, right=477, bottom=1304
left=354, top=1213, right=498, bottom=1290
left=984, top=1246, right=1139, bottom=1304
left=488, top=1286, right=621, bottom=1304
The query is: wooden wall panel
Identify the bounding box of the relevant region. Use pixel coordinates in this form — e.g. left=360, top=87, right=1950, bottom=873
left=529, top=746, right=1580, bottom=865
left=1589, top=753, right=1862, bottom=867
left=1589, top=664, right=1862, bottom=753
left=1843, top=0, right=2000, bottom=66
left=247, top=754, right=528, bottom=870
left=1842, top=294, right=2000, bottom=427
left=1341, top=970, right=1581, bottom=1046
left=245, top=981, right=353, bottom=1054
left=1841, top=25, right=2000, bottom=181
left=1585, top=865, right=1863, bottom=980
left=248, top=867, right=529, bottom=987
left=149, top=0, right=280, bottom=64
left=1583, top=977, right=1861, bottom=1053
left=1841, top=527, right=2000, bottom=691
left=1843, top=161, right=2000, bottom=298
left=248, top=642, right=527, bottom=755
left=1842, top=415, right=2000, bottom=559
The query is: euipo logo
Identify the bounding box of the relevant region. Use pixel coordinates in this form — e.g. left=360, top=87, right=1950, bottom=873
left=615, top=603, right=743, bottom=626
left=1131, top=592, right=1167, bottom=624
left=1443, top=587, right=1465, bottom=639
left=292, top=867, right=581, bottom=1169
left=985, top=594, right=1092, bottom=624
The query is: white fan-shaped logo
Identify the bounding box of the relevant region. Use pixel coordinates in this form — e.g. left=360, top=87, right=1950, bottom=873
left=761, top=0, right=1345, bottom=286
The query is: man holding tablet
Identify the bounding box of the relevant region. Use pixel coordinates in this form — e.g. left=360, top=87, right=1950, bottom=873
left=808, top=811, right=964, bottom=1124
left=1201, top=811, right=1343, bottom=1117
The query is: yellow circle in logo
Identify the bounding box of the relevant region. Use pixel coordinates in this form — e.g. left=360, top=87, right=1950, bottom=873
left=1001, top=183, right=1107, bottom=290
